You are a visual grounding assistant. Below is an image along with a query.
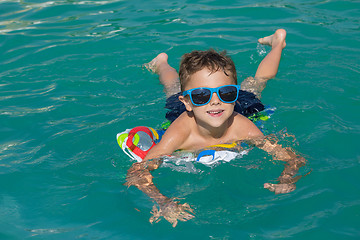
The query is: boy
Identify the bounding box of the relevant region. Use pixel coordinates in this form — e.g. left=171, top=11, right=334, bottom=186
left=125, top=29, right=306, bottom=227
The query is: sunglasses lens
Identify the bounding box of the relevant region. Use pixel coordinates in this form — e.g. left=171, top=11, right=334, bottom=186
left=219, top=86, right=238, bottom=102
left=191, top=89, right=211, bottom=105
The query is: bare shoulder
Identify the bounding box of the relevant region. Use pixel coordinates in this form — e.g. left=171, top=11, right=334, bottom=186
left=146, top=112, right=192, bottom=159
left=163, top=112, right=192, bottom=140
left=158, top=112, right=192, bottom=148
left=231, top=113, right=264, bottom=139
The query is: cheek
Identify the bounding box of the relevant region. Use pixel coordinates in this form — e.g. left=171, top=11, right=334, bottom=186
left=231, top=104, right=235, bottom=112
left=224, top=101, right=235, bottom=108
left=224, top=103, right=235, bottom=114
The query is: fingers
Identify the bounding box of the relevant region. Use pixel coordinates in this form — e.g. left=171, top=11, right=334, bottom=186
left=264, top=183, right=296, bottom=194
left=264, top=182, right=275, bottom=191
left=150, top=202, right=195, bottom=227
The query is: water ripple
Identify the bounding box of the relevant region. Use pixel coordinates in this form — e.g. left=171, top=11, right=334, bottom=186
left=1, top=0, right=359, bottom=238
left=0, top=83, right=56, bottom=101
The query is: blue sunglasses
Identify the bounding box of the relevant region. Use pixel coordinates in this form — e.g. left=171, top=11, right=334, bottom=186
left=182, top=85, right=240, bottom=106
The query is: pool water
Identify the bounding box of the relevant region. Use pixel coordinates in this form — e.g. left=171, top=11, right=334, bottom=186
left=1, top=0, right=359, bottom=239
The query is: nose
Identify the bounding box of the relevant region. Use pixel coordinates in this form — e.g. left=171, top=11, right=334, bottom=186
left=209, top=92, right=221, bottom=105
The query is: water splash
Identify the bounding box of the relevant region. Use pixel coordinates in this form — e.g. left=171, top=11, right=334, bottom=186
left=256, top=42, right=267, bottom=57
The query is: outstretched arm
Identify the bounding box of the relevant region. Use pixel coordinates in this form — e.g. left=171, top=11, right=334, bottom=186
left=125, top=157, right=165, bottom=202
left=125, top=123, right=194, bottom=227
left=125, top=157, right=194, bottom=227
left=249, top=136, right=308, bottom=194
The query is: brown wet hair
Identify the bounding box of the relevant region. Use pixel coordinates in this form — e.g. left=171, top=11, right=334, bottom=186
left=178, top=49, right=237, bottom=91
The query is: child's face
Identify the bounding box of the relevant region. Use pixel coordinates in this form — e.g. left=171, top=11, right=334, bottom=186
left=179, top=68, right=236, bottom=129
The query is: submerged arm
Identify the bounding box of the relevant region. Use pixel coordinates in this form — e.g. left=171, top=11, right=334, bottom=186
left=125, top=158, right=166, bottom=202
left=125, top=156, right=194, bottom=227
left=249, top=136, right=309, bottom=194
left=124, top=119, right=195, bottom=227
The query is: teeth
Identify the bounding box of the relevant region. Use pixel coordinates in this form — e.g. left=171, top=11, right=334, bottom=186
left=208, top=110, right=223, bottom=114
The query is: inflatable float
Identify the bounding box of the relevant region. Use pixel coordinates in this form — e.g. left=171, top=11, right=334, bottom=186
left=116, top=107, right=275, bottom=165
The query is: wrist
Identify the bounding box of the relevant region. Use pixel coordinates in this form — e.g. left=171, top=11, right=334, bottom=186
left=156, top=195, right=171, bottom=205
left=278, top=174, right=292, bottom=183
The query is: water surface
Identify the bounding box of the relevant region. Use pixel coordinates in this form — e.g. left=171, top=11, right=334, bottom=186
left=1, top=0, right=359, bottom=239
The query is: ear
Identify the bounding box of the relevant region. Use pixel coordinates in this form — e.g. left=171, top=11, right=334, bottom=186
left=179, top=95, right=193, bottom=112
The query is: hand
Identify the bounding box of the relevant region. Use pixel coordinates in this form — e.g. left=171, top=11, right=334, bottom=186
left=149, top=199, right=194, bottom=227
left=264, top=182, right=296, bottom=194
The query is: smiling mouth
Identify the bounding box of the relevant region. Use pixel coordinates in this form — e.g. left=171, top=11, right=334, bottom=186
left=207, top=110, right=224, bottom=116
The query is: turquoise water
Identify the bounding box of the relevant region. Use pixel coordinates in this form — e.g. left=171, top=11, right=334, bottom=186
left=1, top=0, right=359, bottom=239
